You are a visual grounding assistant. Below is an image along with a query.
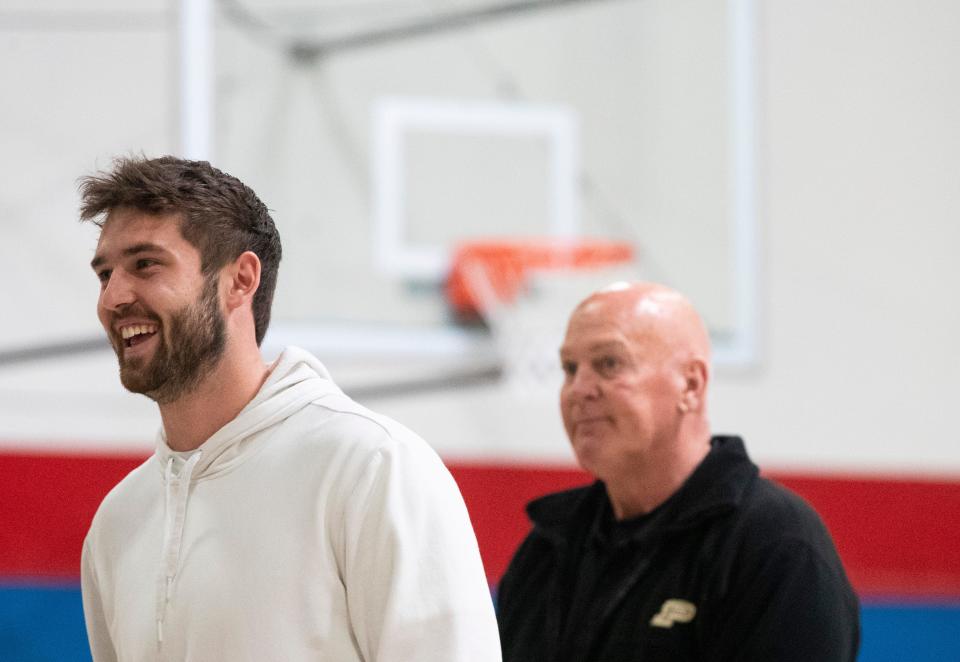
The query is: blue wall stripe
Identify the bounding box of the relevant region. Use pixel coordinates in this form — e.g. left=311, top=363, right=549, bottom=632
left=0, top=583, right=957, bottom=662
left=0, top=585, right=90, bottom=662
left=858, top=602, right=960, bottom=662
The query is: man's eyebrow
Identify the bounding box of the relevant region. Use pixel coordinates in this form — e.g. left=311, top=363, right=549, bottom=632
left=90, top=242, right=167, bottom=270
left=589, top=340, right=629, bottom=351
left=559, top=340, right=628, bottom=357
left=580, top=340, right=629, bottom=354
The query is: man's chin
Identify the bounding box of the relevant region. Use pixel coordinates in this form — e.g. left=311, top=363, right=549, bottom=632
left=118, top=362, right=162, bottom=398
left=119, top=354, right=144, bottom=370
left=119, top=375, right=158, bottom=398
left=571, top=435, right=602, bottom=469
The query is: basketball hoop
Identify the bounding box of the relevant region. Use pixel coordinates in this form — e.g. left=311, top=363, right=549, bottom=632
left=446, top=239, right=636, bottom=395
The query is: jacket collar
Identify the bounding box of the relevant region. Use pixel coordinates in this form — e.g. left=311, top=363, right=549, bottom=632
left=527, top=436, right=759, bottom=543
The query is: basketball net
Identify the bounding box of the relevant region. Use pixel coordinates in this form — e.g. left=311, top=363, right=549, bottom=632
left=447, top=240, right=638, bottom=397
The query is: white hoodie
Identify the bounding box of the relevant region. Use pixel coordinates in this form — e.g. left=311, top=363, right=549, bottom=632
left=81, top=346, right=502, bottom=662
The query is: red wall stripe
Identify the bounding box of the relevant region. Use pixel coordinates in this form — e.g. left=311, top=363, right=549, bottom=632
left=2, top=452, right=958, bottom=599
left=448, top=464, right=592, bottom=584
left=0, top=453, right=146, bottom=578
left=451, top=463, right=960, bottom=599
left=771, top=473, right=960, bottom=599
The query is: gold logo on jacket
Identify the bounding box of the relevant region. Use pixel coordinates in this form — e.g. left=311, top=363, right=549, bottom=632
left=650, top=599, right=697, bottom=628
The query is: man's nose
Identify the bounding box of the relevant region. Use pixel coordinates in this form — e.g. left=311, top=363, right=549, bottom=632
left=99, top=270, right=136, bottom=312
left=568, top=367, right=601, bottom=399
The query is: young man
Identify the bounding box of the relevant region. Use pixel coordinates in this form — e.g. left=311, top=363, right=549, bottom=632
left=497, top=282, right=860, bottom=661
left=79, top=156, right=501, bottom=661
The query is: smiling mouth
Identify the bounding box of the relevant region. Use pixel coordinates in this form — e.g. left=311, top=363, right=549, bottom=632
left=119, top=324, right=159, bottom=348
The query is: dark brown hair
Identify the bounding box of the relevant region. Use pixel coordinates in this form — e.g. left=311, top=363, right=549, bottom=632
left=79, top=156, right=281, bottom=345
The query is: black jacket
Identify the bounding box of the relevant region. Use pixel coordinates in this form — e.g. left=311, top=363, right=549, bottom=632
left=497, top=436, right=860, bottom=662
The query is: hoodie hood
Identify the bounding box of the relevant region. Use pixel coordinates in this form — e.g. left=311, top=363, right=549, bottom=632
left=155, top=345, right=342, bottom=479
left=150, top=346, right=342, bottom=648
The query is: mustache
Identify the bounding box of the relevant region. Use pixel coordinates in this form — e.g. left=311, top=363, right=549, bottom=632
left=110, top=304, right=161, bottom=326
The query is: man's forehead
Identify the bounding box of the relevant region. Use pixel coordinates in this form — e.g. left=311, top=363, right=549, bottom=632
left=97, top=210, right=182, bottom=247
left=93, top=209, right=191, bottom=266
left=564, top=295, right=670, bottom=354
left=568, top=293, right=641, bottom=333
left=561, top=310, right=632, bottom=351
left=560, top=335, right=631, bottom=355
left=565, top=282, right=710, bottom=362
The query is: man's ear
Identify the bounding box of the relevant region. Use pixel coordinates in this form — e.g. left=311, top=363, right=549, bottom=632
left=223, top=251, right=261, bottom=311
left=678, top=357, right=709, bottom=414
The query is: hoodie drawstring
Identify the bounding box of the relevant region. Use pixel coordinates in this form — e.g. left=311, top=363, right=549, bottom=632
left=156, top=451, right=202, bottom=648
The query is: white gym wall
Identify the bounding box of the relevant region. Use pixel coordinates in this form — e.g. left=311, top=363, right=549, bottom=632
left=0, top=0, right=958, bottom=476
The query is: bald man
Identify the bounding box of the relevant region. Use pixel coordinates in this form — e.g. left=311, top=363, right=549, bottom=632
left=497, top=282, right=859, bottom=662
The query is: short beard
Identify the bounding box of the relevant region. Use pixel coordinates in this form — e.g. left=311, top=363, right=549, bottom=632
left=116, top=274, right=227, bottom=404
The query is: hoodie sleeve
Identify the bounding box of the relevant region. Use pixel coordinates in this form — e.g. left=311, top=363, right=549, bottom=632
left=81, top=537, right=119, bottom=662
left=340, top=440, right=502, bottom=662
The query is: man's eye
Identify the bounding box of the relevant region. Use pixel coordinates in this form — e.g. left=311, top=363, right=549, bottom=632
left=135, top=259, right=157, bottom=270
left=97, top=269, right=111, bottom=284
left=561, top=361, right=577, bottom=377
left=597, top=356, right=619, bottom=374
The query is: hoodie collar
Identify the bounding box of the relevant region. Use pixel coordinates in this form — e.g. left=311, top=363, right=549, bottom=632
left=154, top=346, right=342, bottom=479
